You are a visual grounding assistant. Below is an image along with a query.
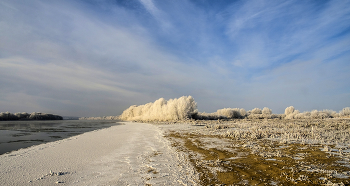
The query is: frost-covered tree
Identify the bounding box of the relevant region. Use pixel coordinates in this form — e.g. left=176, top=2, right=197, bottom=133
left=284, top=106, right=301, bottom=119
left=0, top=112, right=62, bottom=120
left=251, top=108, right=262, bottom=114
left=285, top=106, right=295, bottom=115
left=262, top=107, right=272, bottom=115
left=340, top=107, right=350, bottom=117
left=119, top=96, right=198, bottom=121
left=239, top=108, right=247, bottom=117
left=0, top=112, right=18, bottom=120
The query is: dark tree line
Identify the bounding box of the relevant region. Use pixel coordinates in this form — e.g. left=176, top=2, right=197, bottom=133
left=0, top=112, right=63, bottom=121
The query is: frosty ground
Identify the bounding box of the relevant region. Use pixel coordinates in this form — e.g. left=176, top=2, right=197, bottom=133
left=1, top=119, right=350, bottom=186
left=157, top=118, right=350, bottom=186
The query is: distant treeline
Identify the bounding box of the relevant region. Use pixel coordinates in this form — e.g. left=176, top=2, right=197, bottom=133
left=80, top=96, right=350, bottom=122
left=117, top=96, right=350, bottom=121
left=0, top=112, right=63, bottom=121
left=79, top=116, right=119, bottom=120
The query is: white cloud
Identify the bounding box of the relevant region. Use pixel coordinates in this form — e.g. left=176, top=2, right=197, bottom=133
left=0, top=0, right=349, bottom=116
left=138, top=0, right=172, bottom=30
left=0, top=0, right=232, bottom=116
left=0, top=57, right=138, bottom=96
left=139, top=0, right=161, bottom=18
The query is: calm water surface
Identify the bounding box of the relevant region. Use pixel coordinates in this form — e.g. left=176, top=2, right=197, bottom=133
left=0, top=120, right=120, bottom=155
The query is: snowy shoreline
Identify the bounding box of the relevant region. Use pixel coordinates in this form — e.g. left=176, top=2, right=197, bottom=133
left=0, top=122, right=197, bottom=186
left=2, top=119, right=350, bottom=185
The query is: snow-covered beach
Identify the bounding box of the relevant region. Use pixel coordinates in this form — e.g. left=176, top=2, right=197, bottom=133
left=2, top=118, right=350, bottom=185
left=0, top=122, right=197, bottom=186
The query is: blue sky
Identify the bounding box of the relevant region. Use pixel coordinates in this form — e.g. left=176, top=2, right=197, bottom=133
left=0, top=0, right=349, bottom=117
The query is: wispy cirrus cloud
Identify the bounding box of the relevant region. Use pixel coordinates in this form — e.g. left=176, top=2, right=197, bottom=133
left=224, top=0, right=350, bottom=69
left=0, top=0, right=227, bottom=116
left=0, top=0, right=349, bottom=116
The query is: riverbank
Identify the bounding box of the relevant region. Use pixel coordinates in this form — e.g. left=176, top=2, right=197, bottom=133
left=0, top=120, right=120, bottom=155
left=0, top=122, right=197, bottom=185
left=2, top=119, right=350, bottom=185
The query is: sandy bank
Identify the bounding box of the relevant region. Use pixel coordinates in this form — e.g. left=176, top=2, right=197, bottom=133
left=0, top=122, right=197, bottom=186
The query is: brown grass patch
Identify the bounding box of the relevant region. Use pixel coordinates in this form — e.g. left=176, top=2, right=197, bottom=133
left=166, top=132, right=350, bottom=185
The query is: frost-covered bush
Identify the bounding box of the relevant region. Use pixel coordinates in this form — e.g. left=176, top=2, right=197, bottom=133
left=310, top=110, right=336, bottom=119
left=246, top=108, right=261, bottom=119
left=194, top=112, right=224, bottom=120
left=262, top=107, right=272, bottom=115
left=294, top=112, right=308, bottom=119
left=286, top=111, right=300, bottom=119
left=285, top=106, right=295, bottom=115
left=195, top=107, right=247, bottom=120
left=285, top=106, right=337, bottom=119
left=246, top=107, right=274, bottom=119
left=239, top=108, right=247, bottom=117
left=324, top=109, right=338, bottom=118
left=215, top=108, right=242, bottom=119
left=284, top=106, right=301, bottom=119
left=340, top=107, right=350, bottom=117
left=250, top=108, right=262, bottom=114
left=119, top=96, right=198, bottom=121
left=247, top=114, right=264, bottom=119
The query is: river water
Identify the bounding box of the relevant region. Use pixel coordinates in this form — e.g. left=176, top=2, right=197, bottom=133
left=0, top=120, right=120, bottom=155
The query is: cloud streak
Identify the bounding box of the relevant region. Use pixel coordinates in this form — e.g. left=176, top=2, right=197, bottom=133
left=0, top=0, right=349, bottom=116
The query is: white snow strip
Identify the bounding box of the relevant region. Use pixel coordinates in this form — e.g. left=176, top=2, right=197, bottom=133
left=0, top=122, right=198, bottom=186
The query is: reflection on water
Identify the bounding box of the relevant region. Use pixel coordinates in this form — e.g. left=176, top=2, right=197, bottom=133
left=0, top=120, right=120, bottom=155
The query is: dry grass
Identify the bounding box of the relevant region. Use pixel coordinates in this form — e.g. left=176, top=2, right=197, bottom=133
left=163, top=119, right=350, bottom=185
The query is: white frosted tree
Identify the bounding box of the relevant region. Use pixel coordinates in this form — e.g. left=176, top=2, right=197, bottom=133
left=340, top=107, right=350, bottom=117
left=119, top=96, right=198, bottom=121
left=251, top=108, right=262, bottom=114
left=285, top=106, right=295, bottom=115
left=262, top=107, right=272, bottom=115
